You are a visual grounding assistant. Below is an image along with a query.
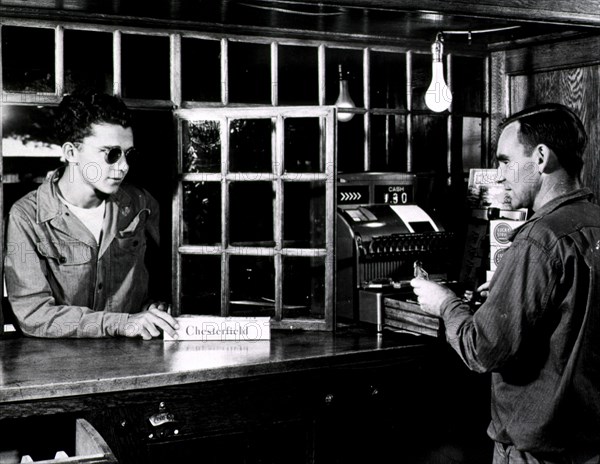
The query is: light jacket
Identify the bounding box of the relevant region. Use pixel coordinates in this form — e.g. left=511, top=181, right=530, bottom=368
left=4, top=168, right=160, bottom=338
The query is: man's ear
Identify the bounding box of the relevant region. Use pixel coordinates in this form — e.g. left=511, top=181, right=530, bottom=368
left=62, top=142, right=78, bottom=164
left=535, top=144, right=558, bottom=174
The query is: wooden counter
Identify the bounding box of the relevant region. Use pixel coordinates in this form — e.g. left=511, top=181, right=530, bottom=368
left=0, top=329, right=491, bottom=463
left=0, top=329, right=431, bottom=405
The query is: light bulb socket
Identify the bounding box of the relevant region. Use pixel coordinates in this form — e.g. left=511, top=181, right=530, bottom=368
left=431, top=34, right=444, bottom=62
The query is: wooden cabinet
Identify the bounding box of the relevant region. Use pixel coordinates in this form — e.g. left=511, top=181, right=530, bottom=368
left=0, top=333, right=491, bottom=464
left=64, top=345, right=488, bottom=463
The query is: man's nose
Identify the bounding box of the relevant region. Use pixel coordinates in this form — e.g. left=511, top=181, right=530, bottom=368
left=116, top=155, right=129, bottom=171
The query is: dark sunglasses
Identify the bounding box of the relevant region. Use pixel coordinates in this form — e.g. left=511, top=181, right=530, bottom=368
left=101, top=146, right=137, bottom=165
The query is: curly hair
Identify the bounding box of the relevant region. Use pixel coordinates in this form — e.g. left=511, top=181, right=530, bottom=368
left=55, top=92, right=132, bottom=145
left=501, top=103, right=587, bottom=177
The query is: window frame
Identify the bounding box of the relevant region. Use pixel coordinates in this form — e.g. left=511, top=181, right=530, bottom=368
left=174, top=106, right=336, bottom=331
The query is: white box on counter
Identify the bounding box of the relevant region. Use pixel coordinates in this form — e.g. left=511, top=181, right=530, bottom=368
left=164, top=315, right=271, bottom=341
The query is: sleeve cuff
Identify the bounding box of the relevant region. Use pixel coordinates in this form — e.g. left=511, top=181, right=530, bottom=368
left=104, top=313, right=130, bottom=337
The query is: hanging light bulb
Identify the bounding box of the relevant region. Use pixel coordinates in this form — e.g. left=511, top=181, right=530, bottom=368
left=425, top=33, right=452, bottom=113
left=335, top=64, right=355, bottom=122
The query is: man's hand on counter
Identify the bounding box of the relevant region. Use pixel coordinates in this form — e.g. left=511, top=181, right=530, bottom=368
left=410, top=279, right=458, bottom=317
left=120, top=302, right=180, bottom=340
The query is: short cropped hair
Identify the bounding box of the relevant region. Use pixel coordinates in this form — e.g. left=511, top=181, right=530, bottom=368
left=500, top=103, right=587, bottom=177
left=55, top=92, right=132, bottom=145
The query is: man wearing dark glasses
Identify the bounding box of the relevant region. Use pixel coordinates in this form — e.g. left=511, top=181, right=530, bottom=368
left=4, top=92, right=179, bottom=340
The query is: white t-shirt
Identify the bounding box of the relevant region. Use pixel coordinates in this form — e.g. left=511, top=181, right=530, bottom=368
left=60, top=198, right=106, bottom=244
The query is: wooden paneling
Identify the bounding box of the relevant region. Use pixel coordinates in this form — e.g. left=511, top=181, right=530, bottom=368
left=510, top=65, right=600, bottom=203
left=299, top=0, right=600, bottom=26
left=505, top=35, right=600, bottom=75
left=0, top=1, right=592, bottom=50
left=490, top=50, right=508, bottom=161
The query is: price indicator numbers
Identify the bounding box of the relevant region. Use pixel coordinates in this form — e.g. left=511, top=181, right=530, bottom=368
left=374, top=185, right=413, bottom=205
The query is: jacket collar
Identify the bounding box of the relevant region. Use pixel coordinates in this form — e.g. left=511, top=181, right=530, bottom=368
left=36, top=167, right=133, bottom=224
left=509, top=187, right=594, bottom=241
left=530, top=187, right=593, bottom=220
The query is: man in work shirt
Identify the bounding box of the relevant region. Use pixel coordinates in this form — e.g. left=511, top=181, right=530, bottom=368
left=412, top=103, right=600, bottom=463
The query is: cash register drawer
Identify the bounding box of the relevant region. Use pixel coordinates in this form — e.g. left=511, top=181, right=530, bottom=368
left=0, top=418, right=117, bottom=464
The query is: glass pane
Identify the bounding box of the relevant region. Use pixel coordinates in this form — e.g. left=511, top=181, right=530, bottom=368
left=370, top=114, right=407, bottom=171
left=2, top=106, right=60, bottom=157
left=183, top=181, right=221, bottom=245
left=325, top=48, right=363, bottom=107
left=230, top=119, right=272, bottom=172
left=284, top=117, right=321, bottom=173
left=229, top=256, right=275, bottom=317
left=3, top=106, right=62, bottom=215
left=2, top=26, right=54, bottom=93
left=283, top=256, right=325, bottom=320
left=279, top=45, right=318, bottom=105
left=228, top=42, right=271, bottom=104
left=183, top=120, right=221, bottom=173
left=451, top=56, right=484, bottom=113
left=230, top=182, right=274, bottom=246
left=284, top=182, right=326, bottom=248
left=64, top=30, right=112, bottom=94
left=122, top=34, right=170, bottom=99
left=181, top=255, right=221, bottom=315
left=337, top=115, right=364, bottom=173
left=3, top=158, right=62, bottom=209
left=128, top=110, right=175, bottom=301
left=182, top=38, right=221, bottom=102
left=370, top=51, right=406, bottom=110
left=411, top=115, right=447, bottom=173
left=451, top=116, right=482, bottom=173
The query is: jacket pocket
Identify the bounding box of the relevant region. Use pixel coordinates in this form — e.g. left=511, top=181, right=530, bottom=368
left=117, top=209, right=149, bottom=255
left=36, top=239, right=95, bottom=306
left=37, top=239, right=93, bottom=265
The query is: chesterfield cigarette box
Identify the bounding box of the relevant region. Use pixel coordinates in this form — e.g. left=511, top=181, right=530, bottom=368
left=164, top=316, right=271, bottom=341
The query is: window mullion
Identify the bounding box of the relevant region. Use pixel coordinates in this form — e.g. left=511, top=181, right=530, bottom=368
left=222, top=117, right=230, bottom=316
left=274, top=115, right=284, bottom=321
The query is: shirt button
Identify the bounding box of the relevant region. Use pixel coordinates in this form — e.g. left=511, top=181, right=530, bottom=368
left=59, top=256, right=67, bottom=264
left=133, top=240, right=139, bottom=247
left=98, top=283, right=103, bottom=290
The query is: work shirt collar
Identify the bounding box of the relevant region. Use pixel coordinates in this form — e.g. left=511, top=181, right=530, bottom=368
left=508, top=187, right=594, bottom=242
left=36, top=168, right=133, bottom=224
left=35, top=168, right=136, bottom=257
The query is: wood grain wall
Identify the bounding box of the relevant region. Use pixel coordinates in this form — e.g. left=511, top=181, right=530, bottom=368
left=491, top=38, right=600, bottom=203
left=510, top=66, right=600, bottom=202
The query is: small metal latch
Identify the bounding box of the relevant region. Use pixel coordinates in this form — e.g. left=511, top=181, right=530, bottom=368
left=149, top=402, right=177, bottom=428
left=149, top=411, right=176, bottom=427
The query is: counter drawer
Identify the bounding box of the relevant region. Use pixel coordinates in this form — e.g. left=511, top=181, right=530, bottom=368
left=0, top=418, right=117, bottom=464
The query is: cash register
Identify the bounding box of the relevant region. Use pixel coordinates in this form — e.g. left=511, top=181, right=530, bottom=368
left=336, top=173, right=455, bottom=332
